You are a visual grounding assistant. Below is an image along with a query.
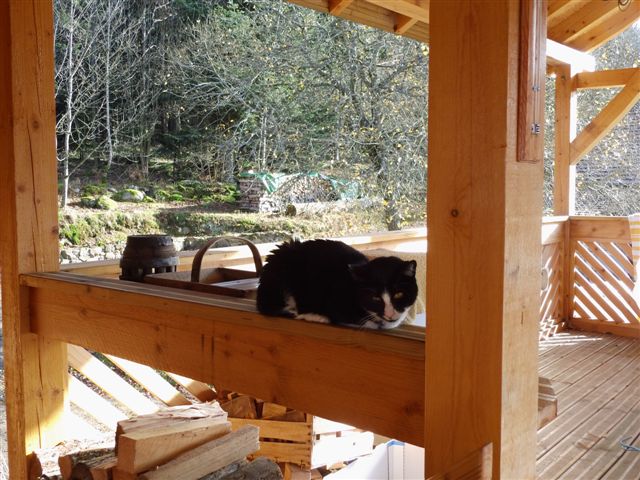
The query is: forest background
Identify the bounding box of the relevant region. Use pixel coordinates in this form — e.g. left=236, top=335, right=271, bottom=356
left=53, top=0, right=640, bottom=249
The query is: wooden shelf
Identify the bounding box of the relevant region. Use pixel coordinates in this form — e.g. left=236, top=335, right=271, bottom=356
left=22, top=272, right=425, bottom=447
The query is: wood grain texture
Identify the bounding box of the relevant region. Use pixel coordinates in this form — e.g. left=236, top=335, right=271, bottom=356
left=426, top=1, right=540, bottom=477
left=287, top=0, right=429, bottom=43
left=0, top=1, right=68, bottom=477
left=570, top=68, right=640, bottom=165
left=24, top=272, right=425, bottom=446
left=553, top=64, right=576, bottom=215
left=574, top=68, right=638, bottom=90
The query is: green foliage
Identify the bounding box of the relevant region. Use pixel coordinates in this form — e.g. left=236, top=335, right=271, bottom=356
left=58, top=211, right=159, bottom=245
left=81, top=184, right=108, bottom=197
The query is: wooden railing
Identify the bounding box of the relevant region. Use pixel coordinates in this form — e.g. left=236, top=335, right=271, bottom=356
left=567, top=216, right=639, bottom=338
left=540, top=217, right=567, bottom=339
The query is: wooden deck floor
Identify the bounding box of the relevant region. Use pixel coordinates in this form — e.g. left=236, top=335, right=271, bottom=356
left=537, top=330, right=640, bottom=479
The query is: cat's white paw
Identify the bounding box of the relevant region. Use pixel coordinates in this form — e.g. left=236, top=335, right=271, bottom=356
left=296, top=313, right=331, bottom=324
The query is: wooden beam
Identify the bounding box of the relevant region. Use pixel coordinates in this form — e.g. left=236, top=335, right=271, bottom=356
left=547, top=0, right=619, bottom=45
left=568, top=1, right=640, bottom=52
left=395, top=14, right=419, bottom=35
left=547, top=0, right=578, bottom=23
left=287, top=0, right=430, bottom=43
left=0, top=1, right=68, bottom=478
left=328, top=0, right=353, bottom=15
left=546, top=39, right=595, bottom=72
left=574, top=68, right=638, bottom=90
left=426, top=0, right=541, bottom=478
left=553, top=64, right=577, bottom=215
left=23, top=272, right=426, bottom=447
left=364, top=0, right=430, bottom=24
left=570, top=68, right=640, bottom=165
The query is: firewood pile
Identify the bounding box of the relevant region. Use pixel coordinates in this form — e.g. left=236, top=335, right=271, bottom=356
left=32, top=402, right=283, bottom=480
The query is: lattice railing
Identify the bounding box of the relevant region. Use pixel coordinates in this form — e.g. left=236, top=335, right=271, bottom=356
left=540, top=241, right=564, bottom=339
left=568, top=217, right=640, bottom=337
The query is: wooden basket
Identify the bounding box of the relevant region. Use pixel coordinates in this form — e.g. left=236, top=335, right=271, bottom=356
left=143, top=237, right=262, bottom=298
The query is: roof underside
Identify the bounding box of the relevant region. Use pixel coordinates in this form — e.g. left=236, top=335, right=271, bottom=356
left=288, top=0, right=640, bottom=52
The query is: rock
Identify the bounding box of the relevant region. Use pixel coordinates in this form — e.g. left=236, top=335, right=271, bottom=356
left=95, top=195, right=117, bottom=210
left=113, top=189, right=145, bottom=202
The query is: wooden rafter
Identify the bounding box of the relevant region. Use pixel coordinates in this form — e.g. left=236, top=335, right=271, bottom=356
left=547, top=0, right=579, bottom=23
left=364, top=0, right=429, bottom=24
left=395, top=14, right=418, bottom=35
left=570, top=68, right=640, bottom=165
left=547, top=1, right=619, bottom=45
left=328, top=0, right=353, bottom=15
left=569, top=1, right=640, bottom=52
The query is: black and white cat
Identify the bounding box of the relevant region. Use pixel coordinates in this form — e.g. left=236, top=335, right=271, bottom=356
left=256, top=239, right=418, bottom=330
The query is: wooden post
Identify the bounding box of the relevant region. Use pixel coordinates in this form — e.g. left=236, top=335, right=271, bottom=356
left=0, top=1, right=68, bottom=477
left=426, top=1, right=542, bottom=478
left=553, top=64, right=577, bottom=216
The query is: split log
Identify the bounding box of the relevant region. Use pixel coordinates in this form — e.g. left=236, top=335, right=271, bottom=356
left=220, top=395, right=258, bottom=419
left=261, top=403, right=287, bottom=420
left=139, top=425, right=260, bottom=480
left=222, top=458, right=283, bottom=480
left=267, top=410, right=306, bottom=423
left=117, top=417, right=231, bottom=473
left=116, top=402, right=227, bottom=451
left=89, top=456, right=118, bottom=480
left=59, top=449, right=114, bottom=479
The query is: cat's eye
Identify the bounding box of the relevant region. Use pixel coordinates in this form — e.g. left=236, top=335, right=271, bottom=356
left=393, top=292, right=404, bottom=300
left=372, top=295, right=382, bottom=301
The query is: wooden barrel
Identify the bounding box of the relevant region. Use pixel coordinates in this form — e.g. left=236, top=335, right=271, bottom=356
left=119, top=234, right=179, bottom=282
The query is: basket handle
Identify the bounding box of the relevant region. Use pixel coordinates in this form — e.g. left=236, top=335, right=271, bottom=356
left=190, top=236, right=263, bottom=283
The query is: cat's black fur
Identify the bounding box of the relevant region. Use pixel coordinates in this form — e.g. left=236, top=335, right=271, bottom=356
left=256, top=239, right=418, bottom=329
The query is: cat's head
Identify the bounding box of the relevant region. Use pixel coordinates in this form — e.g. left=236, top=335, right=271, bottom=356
left=349, top=256, right=418, bottom=330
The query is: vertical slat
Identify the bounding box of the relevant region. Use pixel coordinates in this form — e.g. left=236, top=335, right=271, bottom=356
left=0, top=1, right=68, bottom=478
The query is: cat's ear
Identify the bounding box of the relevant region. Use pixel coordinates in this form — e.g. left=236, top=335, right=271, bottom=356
left=348, top=262, right=368, bottom=281
left=403, top=260, right=417, bottom=277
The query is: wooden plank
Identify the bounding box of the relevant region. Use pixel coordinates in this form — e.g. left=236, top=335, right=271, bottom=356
left=328, top=0, right=353, bottom=15
left=541, top=217, right=567, bottom=245
left=90, top=456, right=118, bottom=480
left=574, top=68, right=638, bottom=90
left=537, top=339, right=640, bottom=458
left=25, top=272, right=425, bottom=446
left=165, top=372, right=216, bottom=402
left=571, top=68, right=640, bottom=165
left=394, top=14, right=418, bottom=35
left=286, top=0, right=429, bottom=43
left=427, top=443, right=492, bottom=480
left=569, top=318, right=640, bottom=338
left=547, top=0, right=581, bottom=24
left=117, top=418, right=231, bottom=473
left=569, top=216, right=631, bottom=242
left=0, top=1, right=68, bottom=477
left=68, top=345, right=158, bottom=416
left=547, top=0, right=619, bottom=45
left=587, top=242, right=635, bottom=290
left=106, top=355, right=190, bottom=407
left=69, top=375, right=128, bottom=428
left=537, top=370, right=640, bottom=478
left=568, top=1, right=640, bottom=52
left=229, top=418, right=311, bottom=444
left=517, top=0, right=546, bottom=164
left=426, top=1, right=540, bottom=478
left=364, top=0, right=429, bottom=24
left=553, top=64, right=577, bottom=215
left=139, top=426, right=259, bottom=480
